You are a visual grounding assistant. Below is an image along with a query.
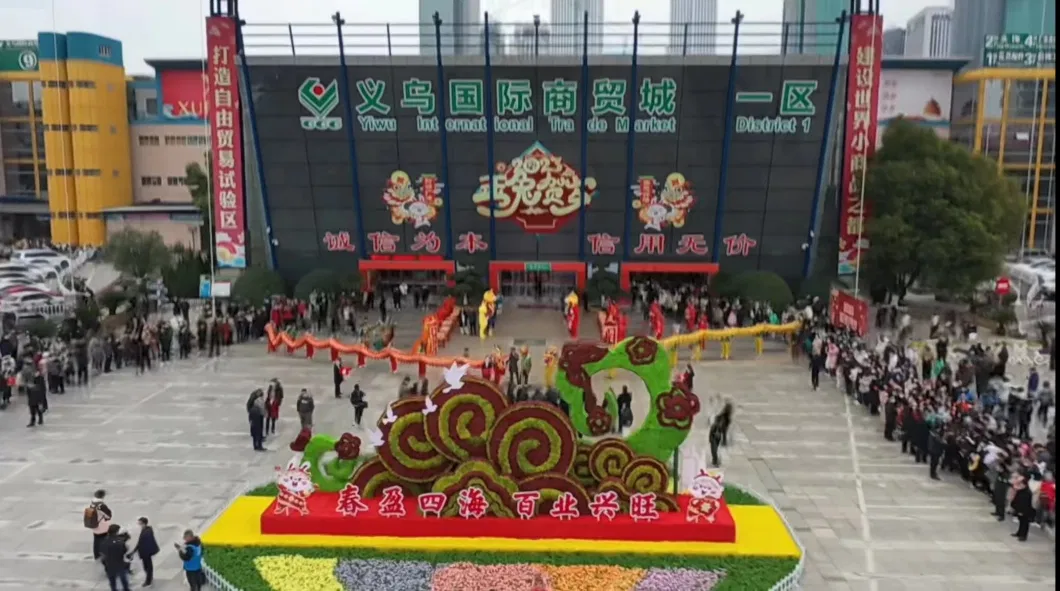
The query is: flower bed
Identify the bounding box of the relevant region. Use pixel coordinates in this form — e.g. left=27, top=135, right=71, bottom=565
left=207, top=546, right=797, bottom=591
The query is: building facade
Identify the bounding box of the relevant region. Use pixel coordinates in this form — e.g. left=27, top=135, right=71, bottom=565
left=883, top=28, right=906, bottom=55
left=0, top=38, right=203, bottom=247
left=418, top=0, right=482, bottom=56
left=669, top=0, right=719, bottom=55
left=951, top=0, right=1054, bottom=67
left=550, top=0, right=604, bottom=55
left=782, top=0, right=848, bottom=56
left=905, top=7, right=952, bottom=58
left=951, top=68, right=1056, bottom=251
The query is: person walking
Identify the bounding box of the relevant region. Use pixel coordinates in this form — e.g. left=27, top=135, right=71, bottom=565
left=350, top=384, right=367, bottom=426
left=247, top=389, right=266, bottom=451
left=1011, top=475, right=1035, bottom=542
left=1037, top=380, right=1053, bottom=425
left=265, top=389, right=281, bottom=436
left=127, top=517, right=159, bottom=587
left=26, top=365, right=46, bottom=427
left=296, top=389, right=315, bottom=429
left=175, top=529, right=205, bottom=591
left=85, top=489, right=113, bottom=561
left=101, top=524, right=132, bottom=591
left=333, top=358, right=345, bottom=398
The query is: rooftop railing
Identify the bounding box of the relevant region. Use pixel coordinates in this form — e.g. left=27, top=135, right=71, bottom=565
left=240, top=14, right=845, bottom=58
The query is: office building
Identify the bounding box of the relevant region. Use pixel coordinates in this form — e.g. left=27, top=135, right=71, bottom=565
left=905, top=6, right=952, bottom=58
left=883, top=28, right=906, bottom=55
left=550, top=0, right=604, bottom=54
left=951, top=0, right=1054, bottom=67
left=419, top=0, right=482, bottom=56
left=669, top=0, right=719, bottom=55
left=0, top=35, right=208, bottom=247
left=782, top=0, right=847, bottom=56
left=512, top=22, right=551, bottom=56
left=951, top=67, right=1056, bottom=251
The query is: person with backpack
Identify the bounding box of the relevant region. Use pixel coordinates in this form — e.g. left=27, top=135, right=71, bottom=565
left=127, top=516, right=159, bottom=587
left=175, top=529, right=205, bottom=591
left=85, top=489, right=113, bottom=561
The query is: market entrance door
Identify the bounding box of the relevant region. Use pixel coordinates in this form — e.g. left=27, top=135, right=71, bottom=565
left=500, top=270, right=576, bottom=309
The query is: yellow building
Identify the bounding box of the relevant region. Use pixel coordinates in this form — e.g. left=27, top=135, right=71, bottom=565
left=951, top=67, right=1057, bottom=252
left=0, top=32, right=133, bottom=246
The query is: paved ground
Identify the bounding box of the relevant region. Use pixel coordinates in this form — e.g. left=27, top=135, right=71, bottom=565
left=0, top=309, right=1053, bottom=590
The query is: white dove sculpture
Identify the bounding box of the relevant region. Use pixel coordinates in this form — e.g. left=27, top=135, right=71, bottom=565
left=422, top=396, right=439, bottom=416
left=368, top=427, right=385, bottom=448
left=442, top=362, right=470, bottom=393
left=382, top=402, right=398, bottom=425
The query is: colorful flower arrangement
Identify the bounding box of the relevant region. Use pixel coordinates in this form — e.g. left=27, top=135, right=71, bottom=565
left=239, top=552, right=738, bottom=591
left=208, top=546, right=797, bottom=591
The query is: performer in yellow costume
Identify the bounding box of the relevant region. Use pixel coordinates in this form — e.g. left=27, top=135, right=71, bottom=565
left=479, top=289, right=497, bottom=340
left=543, top=346, right=559, bottom=388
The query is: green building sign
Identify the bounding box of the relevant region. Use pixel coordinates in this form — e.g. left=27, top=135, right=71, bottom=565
left=0, top=40, right=39, bottom=73
left=343, top=76, right=682, bottom=135
left=983, top=33, right=1056, bottom=68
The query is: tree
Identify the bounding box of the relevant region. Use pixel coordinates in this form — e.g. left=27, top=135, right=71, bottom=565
left=104, top=229, right=172, bottom=281
left=232, top=267, right=286, bottom=304
left=731, top=270, right=794, bottom=311
left=585, top=270, right=623, bottom=306
left=25, top=318, right=57, bottom=340
left=862, top=119, right=1025, bottom=301
left=185, top=155, right=212, bottom=253
left=162, top=244, right=209, bottom=299
left=98, top=290, right=129, bottom=315
left=447, top=268, right=487, bottom=303
left=293, top=269, right=360, bottom=300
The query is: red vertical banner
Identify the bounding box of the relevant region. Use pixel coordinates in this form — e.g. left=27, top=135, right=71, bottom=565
left=829, top=289, right=869, bottom=337
left=206, top=16, right=247, bottom=268
left=837, top=14, right=883, bottom=276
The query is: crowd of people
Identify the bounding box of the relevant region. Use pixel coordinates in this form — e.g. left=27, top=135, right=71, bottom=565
left=84, top=489, right=205, bottom=590
left=800, top=309, right=1056, bottom=542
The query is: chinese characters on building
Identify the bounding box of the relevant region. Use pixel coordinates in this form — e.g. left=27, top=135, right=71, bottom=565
left=837, top=14, right=882, bottom=276
left=307, top=76, right=682, bottom=135
left=983, top=33, right=1055, bottom=68
left=734, top=80, right=819, bottom=135
left=206, top=17, right=246, bottom=268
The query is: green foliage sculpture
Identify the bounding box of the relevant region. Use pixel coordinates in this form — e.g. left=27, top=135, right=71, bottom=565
left=283, top=371, right=680, bottom=514
left=555, top=337, right=701, bottom=462
left=863, top=118, right=1025, bottom=301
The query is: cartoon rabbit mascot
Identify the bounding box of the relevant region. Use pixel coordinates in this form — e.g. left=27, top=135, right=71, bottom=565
left=274, top=457, right=318, bottom=516
left=686, top=469, right=725, bottom=524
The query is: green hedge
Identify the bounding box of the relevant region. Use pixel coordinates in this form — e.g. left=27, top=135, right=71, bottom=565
left=205, top=545, right=797, bottom=591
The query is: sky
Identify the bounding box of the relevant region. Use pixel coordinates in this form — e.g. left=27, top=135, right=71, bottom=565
left=0, top=0, right=945, bottom=74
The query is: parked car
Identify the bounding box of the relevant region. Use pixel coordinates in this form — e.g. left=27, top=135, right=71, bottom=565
left=0, top=289, right=65, bottom=314
left=28, top=256, right=71, bottom=274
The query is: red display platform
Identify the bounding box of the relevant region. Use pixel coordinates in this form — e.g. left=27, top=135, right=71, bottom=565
left=261, top=493, right=736, bottom=543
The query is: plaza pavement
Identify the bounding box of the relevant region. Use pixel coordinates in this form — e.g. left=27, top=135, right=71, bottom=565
left=0, top=309, right=1052, bottom=590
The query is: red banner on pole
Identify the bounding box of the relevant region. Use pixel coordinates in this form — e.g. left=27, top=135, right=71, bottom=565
left=837, top=14, right=883, bottom=276
left=206, top=16, right=247, bottom=268
left=829, top=288, right=869, bottom=337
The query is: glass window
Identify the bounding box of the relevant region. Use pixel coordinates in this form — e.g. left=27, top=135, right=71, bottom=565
left=2, top=163, right=36, bottom=195
left=1032, top=217, right=1052, bottom=250
left=952, top=83, right=978, bottom=120
left=1040, top=173, right=1056, bottom=210
left=983, top=80, right=1005, bottom=120
left=0, top=120, right=36, bottom=160
left=981, top=123, right=1003, bottom=159
left=0, top=81, right=31, bottom=118
left=145, top=97, right=158, bottom=117
left=1003, top=122, right=1037, bottom=165
left=1047, top=82, right=1056, bottom=118
left=31, top=81, right=42, bottom=117
left=950, top=123, right=975, bottom=150
left=1006, top=80, right=1045, bottom=120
